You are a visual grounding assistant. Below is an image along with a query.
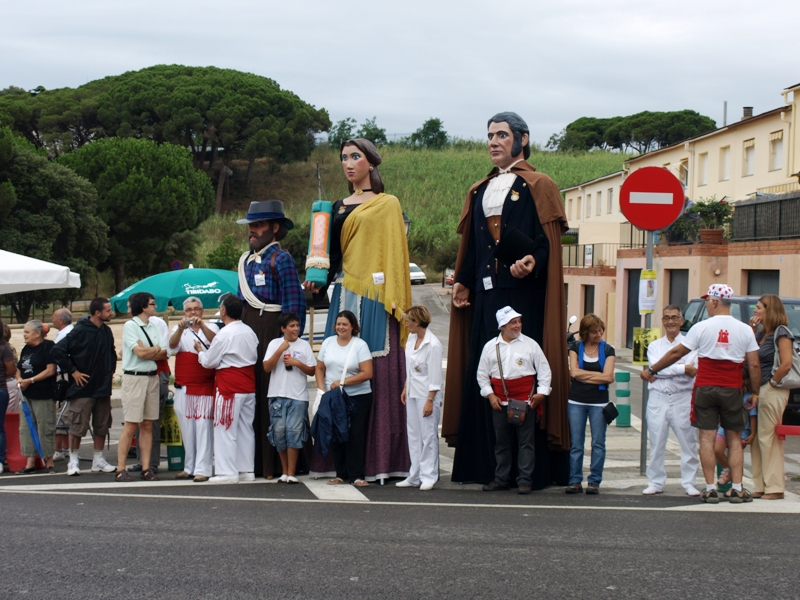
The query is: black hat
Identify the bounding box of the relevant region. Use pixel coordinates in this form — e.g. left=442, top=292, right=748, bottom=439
left=236, top=200, right=294, bottom=229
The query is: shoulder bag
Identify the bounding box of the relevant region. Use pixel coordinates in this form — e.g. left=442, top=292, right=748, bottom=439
left=772, top=327, right=800, bottom=390
left=496, top=343, right=529, bottom=425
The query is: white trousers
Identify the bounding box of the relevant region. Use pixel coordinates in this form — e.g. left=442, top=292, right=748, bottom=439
left=213, top=392, right=255, bottom=476
left=173, top=387, right=214, bottom=477
left=646, top=389, right=699, bottom=491
left=405, top=393, right=441, bottom=486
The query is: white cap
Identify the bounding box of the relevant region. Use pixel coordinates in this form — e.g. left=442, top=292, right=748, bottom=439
left=496, top=306, right=522, bottom=329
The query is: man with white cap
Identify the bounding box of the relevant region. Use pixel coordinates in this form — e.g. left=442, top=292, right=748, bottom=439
left=476, top=306, right=552, bottom=494
left=642, top=304, right=700, bottom=497
left=643, top=284, right=760, bottom=504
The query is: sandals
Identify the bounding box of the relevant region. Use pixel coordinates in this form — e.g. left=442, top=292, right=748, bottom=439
left=327, top=477, right=345, bottom=485
left=115, top=470, right=133, bottom=482
left=353, top=479, right=369, bottom=487
left=141, top=469, right=159, bottom=481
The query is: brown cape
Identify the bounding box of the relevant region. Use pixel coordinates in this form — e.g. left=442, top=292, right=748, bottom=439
left=441, top=160, right=571, bottom=451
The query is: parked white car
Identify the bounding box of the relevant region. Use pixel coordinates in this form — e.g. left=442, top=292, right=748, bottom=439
left=409, top=263, right=426, bottom=285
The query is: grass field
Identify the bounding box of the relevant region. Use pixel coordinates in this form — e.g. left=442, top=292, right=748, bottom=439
left=199, top=145, right=626, bottom=272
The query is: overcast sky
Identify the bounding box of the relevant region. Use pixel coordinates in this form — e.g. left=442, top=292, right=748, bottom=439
left=1, top=0, right=796, bottom=145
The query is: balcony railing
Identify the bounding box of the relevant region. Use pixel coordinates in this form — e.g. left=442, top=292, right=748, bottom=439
left=731, top=191, right=800, bottom=241
left=747, top=181, right=800, bottom=198
left=562, top=243, right=642, bottom=268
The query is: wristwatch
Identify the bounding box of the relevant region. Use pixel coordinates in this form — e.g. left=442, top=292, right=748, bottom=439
left=770, top=378, right=782, bottom=388
left=647, top=366, right=658, bottom=376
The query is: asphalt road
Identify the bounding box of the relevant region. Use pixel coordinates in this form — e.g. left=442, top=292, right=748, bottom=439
left=1, top=484, right=798, bottom=599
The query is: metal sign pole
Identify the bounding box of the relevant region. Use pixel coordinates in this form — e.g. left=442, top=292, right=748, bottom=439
left=639, top=230, right=654, bottom=475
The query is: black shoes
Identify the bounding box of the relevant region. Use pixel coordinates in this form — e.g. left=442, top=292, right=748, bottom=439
left=482, top=480, right=509, bottom=492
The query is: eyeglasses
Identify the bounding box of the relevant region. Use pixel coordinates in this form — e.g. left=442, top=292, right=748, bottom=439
left=662, top=316, right=682, bottom=322
left=185, top=307, right=203, bottom=313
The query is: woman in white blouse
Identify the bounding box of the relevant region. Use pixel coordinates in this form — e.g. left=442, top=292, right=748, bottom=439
left=397, top=306, right=443, bottom=491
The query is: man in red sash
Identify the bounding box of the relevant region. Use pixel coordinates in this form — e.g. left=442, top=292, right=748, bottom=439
left=168, top=296, right=218, bottom=482
left=197, top=295, right=259, bottom=484
left=476, top=306, right=552, bottom=495
left=644, top=284, right=760, bottom=504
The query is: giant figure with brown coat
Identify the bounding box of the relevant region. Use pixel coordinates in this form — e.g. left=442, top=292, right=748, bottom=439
left=442, top=112, right=571, bottom=488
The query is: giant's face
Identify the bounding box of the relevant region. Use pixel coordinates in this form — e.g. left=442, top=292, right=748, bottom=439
left=248, top=220, right=279, bottom=251
left=487, top=121, right=516, bottom=168
left=341, top=144, right=371, bottom=187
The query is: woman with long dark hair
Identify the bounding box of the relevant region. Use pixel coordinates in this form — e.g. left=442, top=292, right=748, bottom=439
left=304, top=138, right=411, bottom=482
left=749, top=294, right=795, bottom=500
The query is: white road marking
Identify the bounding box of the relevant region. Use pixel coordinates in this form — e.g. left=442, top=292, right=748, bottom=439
left=1, top=486, right=798, bottom=513
left=302, top=476, right=370, bottom=502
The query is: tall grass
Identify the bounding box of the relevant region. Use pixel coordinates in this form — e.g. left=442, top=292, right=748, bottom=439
left=209, top=145, right=625, bottom=272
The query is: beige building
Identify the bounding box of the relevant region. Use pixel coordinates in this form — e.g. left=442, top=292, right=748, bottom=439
left=561, top=82, right=800, bottom=348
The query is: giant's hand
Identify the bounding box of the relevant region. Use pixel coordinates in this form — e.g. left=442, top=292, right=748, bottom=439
left=452, top=282, right=470, bottom=308
left=510, top=255, right=535, bottom=278
left=302, top=281, right=318, bottom=293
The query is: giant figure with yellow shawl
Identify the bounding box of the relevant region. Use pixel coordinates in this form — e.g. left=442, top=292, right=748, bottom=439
left=304, top=138, right=412, bottom=482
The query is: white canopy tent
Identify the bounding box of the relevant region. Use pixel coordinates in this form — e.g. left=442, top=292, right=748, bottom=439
left=0, top=250, right=81, bottom=294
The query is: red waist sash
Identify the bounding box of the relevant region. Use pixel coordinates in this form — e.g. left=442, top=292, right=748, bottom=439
left=175, top=352, right=216, bottom=397
left=156, top=358, right=171, bottom=375
left=490, top=374, right=545, bottom=419
left=695, top=357, right=743, bottom=388
left=215, top=366, right=256, bottom=429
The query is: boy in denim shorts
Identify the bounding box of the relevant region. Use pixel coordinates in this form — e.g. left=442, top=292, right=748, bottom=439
left=262, top=312, right=316, bottom=483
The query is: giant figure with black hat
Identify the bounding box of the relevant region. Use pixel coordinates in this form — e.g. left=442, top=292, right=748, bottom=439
left=237, top=200, right=306, bottom=479
left=442, top=112, right=571, bottom=488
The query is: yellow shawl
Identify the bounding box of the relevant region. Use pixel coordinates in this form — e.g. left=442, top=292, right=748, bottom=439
left=340, top=193, right=412, bottom=345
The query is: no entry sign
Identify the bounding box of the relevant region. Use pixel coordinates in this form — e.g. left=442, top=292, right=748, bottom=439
left=619, top=166, right=685, bottom=231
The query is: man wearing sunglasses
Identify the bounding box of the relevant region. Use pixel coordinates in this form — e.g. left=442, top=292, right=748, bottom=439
left=115, top=292, right=166, bottom=481
left=640, top=305, right=700, bottom=497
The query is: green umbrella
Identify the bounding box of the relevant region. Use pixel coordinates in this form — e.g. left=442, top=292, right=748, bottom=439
left=110, top=268, right=239, bottom=313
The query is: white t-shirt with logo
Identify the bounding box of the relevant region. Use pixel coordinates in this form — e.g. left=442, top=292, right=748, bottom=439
left=681, top=315, right=758, bottom=361
left=264, top=337, right=316, bottom=402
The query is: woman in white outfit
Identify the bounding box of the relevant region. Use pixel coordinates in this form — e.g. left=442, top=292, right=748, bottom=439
left=397, top=306, right=443, bottom=491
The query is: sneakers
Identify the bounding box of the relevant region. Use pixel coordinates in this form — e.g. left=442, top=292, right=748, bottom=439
left=420, top=482, right=434, bottom=491
left=701, top=488, right=719, bottom=503
left=395, top=479, right=420, bottom=488
left=209, top=475, right=239, bottom=484
left=277, top=474, right=288, bottom=483
left=91, top=457, right=116, bottom=473
left=193, top=475, right=209, bottom=483
left=685, top=485, right=701, bottom=497
left=517, top=484, right=532, bottom=495
left=482, top=480, right=509, bottom=492
left=565, top=483, right=583, bottom=494
left=52, top=450, right=67, bottom=462
left=727, top=487, right=753, bottom=503
left=239, top=472, right=255, bottom=482
left=175, top=471, right=193, bottom=479
left=642, top=486, right=663, bottom=495
left=585, top=484, right=600, bottom=495
left=67, top=459, right=81, bottom=476
left=286, top=476, right=299, bottom=484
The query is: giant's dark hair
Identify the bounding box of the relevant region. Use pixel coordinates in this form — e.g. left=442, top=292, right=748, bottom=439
left=487, top=112, right=530, bottom=160
left=340, top=138, right=385, bottom=194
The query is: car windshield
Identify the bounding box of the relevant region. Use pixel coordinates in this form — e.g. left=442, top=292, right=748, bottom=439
left=409, top=265, right=422, bottom=272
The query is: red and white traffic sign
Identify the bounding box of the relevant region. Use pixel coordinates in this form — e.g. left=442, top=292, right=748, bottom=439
left=619, top=166, right=686, bottom=231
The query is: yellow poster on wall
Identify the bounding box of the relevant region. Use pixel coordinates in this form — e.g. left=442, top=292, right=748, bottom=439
left=633, top=327, right=660, bottom=366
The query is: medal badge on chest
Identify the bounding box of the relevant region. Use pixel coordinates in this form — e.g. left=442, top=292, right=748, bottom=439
left=510, top=190, right=520, bottom=202
left=338, top=205, right=347, bottom=214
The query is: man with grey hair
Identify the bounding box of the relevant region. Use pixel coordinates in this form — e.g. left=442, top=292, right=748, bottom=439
left=51, top=308, right=74, bottom=461
left=168, top=296, right=218, bottom=481
left=443, top=111, right=571, bottom=490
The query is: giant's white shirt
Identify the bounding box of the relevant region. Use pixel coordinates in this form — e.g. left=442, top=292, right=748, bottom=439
left=197, top=320, right=258, bottom=370
left=647, top=333, right=697, bottom=395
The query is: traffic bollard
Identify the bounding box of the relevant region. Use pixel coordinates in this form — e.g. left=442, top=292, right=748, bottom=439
left=615, top=371, right=631, bottom=427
